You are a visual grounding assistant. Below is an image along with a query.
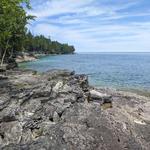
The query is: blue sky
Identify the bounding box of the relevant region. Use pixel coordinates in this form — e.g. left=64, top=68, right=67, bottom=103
left=28, top=0, right=150, bottom=52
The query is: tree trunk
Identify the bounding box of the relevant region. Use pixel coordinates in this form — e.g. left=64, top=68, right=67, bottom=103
left=9, top=48, right=14, bottom=58
left=0, top=39, right=9, bottom=67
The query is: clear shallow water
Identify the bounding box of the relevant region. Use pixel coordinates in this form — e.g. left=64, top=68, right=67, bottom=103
left=21, top=53, right=150, bottom=91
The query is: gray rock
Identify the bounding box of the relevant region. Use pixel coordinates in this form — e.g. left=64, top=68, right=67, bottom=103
left=90, top=89, right=112, bottom=103
left=0, top=69, right=150, bottom=150
left=0, top=75, right=8, bottom=80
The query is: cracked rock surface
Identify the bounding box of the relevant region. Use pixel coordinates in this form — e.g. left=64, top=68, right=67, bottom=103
left=0, top=69, right=150, bottom=150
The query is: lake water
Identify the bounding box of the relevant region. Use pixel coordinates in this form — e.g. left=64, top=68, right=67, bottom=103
left=21, top=53, right=150, bottom=91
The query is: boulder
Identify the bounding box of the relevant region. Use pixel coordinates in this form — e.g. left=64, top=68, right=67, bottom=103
left=90, top=89, right=112, bottom=103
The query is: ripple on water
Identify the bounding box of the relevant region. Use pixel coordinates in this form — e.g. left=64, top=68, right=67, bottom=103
left=20, top=53, right=150, bottom=94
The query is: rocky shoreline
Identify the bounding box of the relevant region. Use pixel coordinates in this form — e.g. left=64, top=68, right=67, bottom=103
left=15, top=52, right=47, bottom=63
left=0, top=68, right=150, bottom=150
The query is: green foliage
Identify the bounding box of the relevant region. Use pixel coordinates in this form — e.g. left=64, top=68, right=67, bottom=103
left=0, top=0, right=32, bottom=64
left=24, top=32, right=75, bottom=54
left=0, top=0, right=75, bottom=65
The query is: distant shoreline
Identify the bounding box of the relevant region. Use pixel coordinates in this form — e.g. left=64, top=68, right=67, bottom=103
left=16, top=52, right=75, bottom=63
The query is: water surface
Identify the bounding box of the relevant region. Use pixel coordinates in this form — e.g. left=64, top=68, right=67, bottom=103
left=21, top=53, right=150, bottom=91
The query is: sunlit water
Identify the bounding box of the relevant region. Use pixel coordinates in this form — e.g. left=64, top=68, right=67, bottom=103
left=20, top=53, right=150, bottom=92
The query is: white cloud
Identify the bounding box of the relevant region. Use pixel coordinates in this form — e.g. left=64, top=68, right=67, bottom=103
left=29, top=0, right=93, bottom=18
left=28, top=0, right=150, bottom=52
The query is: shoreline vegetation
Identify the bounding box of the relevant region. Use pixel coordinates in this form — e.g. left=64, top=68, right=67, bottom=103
left=16, top=51, right=75, bottom=63
left=0, top=0, right=75, bottom=68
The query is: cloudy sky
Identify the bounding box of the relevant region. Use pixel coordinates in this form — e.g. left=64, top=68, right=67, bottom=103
left=28, top=0, right=150, bottom=52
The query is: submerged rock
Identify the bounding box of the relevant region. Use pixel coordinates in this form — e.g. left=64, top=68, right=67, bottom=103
left=0, top=69, right=150, bottom=150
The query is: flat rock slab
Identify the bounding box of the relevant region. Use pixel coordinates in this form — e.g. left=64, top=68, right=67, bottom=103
left=90, top=89, right=112, bottom=103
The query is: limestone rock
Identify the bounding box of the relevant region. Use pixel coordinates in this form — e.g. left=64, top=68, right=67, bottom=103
left=0, top=69, right=150, bottom=150
left=90, top=89, right=112, bottom=103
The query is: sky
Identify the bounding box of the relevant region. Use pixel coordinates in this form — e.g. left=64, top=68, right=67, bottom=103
left=28, top=0, right=150, bottom=52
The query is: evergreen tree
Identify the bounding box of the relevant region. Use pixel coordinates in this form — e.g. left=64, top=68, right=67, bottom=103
left=24, top=33, right=75, bottom=55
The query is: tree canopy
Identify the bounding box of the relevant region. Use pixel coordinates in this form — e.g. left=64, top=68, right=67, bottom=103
left=24, top=32, right=75, bottom=55
left=0, top=0, right=32, bottom=65
left=0, top=0, right=75, bottom=66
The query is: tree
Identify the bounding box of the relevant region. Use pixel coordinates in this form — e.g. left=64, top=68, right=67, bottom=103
left=0, top=0, right=32, bottom=66
left=24, top=32, right=75, bottom=55
left=0, top=0, right=75, bottom=67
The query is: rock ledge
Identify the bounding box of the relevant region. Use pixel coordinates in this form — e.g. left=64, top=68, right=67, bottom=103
left=0, top=69, right=150, bottom=150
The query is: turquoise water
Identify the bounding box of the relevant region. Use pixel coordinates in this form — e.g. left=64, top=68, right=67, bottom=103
left=21, top=53, right=150, bottom=91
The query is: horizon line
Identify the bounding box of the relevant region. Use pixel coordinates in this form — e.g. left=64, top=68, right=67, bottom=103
left=76, top=51, right=150, bottom=53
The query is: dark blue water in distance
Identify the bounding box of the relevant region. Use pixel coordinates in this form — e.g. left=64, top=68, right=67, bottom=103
left=21, top=53, right=150, bottom=91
